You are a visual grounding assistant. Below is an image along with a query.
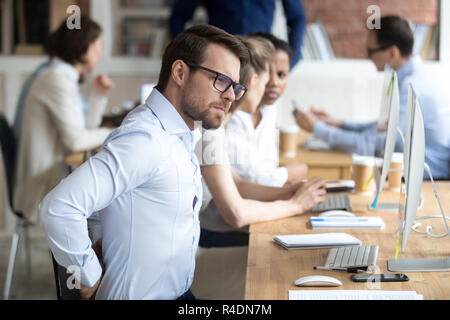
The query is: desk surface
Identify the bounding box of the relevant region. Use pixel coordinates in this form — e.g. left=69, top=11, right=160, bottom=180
left=278, top=131, right=352, bottom=179
left=245, top=181, right=450, bottom=300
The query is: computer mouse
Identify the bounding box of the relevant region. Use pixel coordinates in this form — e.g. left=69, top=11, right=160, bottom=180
left=294, top=275, right=342, bottom=287
left=319, top=210, right=355, bottom=218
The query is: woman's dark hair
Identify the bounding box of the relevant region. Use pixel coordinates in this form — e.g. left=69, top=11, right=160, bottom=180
left=49, top=15, right=102, bottom=65
left=373, top=16, right=414, bottom=58
left=155, top=24, right=249, bottom=92
left=249, top=32, right=293, bottom=62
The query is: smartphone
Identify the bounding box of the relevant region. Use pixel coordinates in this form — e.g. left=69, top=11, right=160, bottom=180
left=325, top=180, right=355, bottom=193
left=292, top=100, right=302, bottom=112
left=351, top=273, right=409, bottom=282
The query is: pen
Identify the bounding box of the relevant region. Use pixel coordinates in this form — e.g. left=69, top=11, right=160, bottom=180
left=313, top=266, right=366, bottom=273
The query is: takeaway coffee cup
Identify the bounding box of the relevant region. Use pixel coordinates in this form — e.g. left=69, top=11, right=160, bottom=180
left=351, top=155, right=376, bottom=195
left=279, top=125, right=299, bottom=158
left=388, top=152, right=403, bottom=191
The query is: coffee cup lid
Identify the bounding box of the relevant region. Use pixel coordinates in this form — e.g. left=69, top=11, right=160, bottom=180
left=279, top=124, right=300, bottom=133
left=374, top=157, right=383, bottom=167
left=352, top=154, right=376, bottom=166
left=391, top=152, right=404, bottom=163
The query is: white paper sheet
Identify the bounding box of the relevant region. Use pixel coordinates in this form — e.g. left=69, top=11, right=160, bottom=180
left=289, top=290, right=423, bottom=300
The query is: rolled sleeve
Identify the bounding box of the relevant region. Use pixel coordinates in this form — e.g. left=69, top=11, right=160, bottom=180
left=267, top=166, right=289, bottom=187
left=313, top=121, right=377, bottom=155
left=312, top=121, right=332, bottom=141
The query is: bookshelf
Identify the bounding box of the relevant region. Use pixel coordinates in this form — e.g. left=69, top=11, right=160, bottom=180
left=110, top=0, right=207, bottom=58
left=111, top=0, right=173, bottom=58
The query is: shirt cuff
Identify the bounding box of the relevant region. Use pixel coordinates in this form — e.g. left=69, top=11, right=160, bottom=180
left=276, top=166, right=289, bottom=186
left=80, top=249, right=103, bottom=287
left=342, top=121, right=354, bottom=130
left=312, top=121, right=332, bottom=141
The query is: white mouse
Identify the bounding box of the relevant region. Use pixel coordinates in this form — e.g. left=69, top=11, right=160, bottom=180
left=319, top=210, right=355, bottom=218
left=294, top=275, right=342, bottom=287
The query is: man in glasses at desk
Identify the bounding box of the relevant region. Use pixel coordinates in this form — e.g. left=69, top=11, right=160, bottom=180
left=39, top=25, right=249, bottom=300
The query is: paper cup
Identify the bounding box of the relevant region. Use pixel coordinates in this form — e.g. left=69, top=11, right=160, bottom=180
left=351, top=155, right=376, bottom=195
left=388, top=152, right=403, bottom=191
left=279, top=125, right=299, bottom=158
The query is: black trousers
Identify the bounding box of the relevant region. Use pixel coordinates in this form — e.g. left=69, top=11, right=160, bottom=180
left=177, top=289, right=196, bottom=300
left=199, top=228, right=249, bottom=247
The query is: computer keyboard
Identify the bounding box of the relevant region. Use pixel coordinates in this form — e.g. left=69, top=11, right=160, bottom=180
left=322, top=245, right=379, bottom=272
left=311, top=194, right=352, bottom=212
left=303, top=136, right=330, bottom=151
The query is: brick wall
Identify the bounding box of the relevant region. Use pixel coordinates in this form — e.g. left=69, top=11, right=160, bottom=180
left=302, top=0, right=439, bottom=58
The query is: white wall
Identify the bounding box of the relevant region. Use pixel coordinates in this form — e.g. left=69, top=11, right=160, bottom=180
left=276, top=59, right=384, bottom=127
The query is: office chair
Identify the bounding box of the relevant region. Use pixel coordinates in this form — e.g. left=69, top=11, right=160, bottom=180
left=0, top=116, right=81, bottom=300
left=0, top=116, right=35, bottom=300
left=51, top=253, right=82, bottom=300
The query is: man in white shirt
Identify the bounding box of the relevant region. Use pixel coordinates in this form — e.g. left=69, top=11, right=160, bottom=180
left=39, top=25, right=249, bottom=300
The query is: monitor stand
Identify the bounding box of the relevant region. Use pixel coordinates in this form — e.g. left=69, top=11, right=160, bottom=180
left=368, top=202, right=399, bottom=211
left=388, top=257, right=450, bottom=272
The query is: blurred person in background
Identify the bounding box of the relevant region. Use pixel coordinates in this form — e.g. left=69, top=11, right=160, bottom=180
left=14, top=16, right=114, bottom=221
left=170, top=0, right=307, bottom=68
left=293, top=16, right=450, bottom=179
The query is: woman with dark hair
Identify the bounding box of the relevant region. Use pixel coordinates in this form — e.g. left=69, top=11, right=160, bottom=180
left=14, top=16, right=114, bottom=221
left=226, top=32, right=308, bottom=188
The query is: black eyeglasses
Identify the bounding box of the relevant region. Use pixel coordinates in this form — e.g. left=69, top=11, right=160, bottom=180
left=367, top=44, right=392, bottom=57
left=185, top=62, right=247, bottom=101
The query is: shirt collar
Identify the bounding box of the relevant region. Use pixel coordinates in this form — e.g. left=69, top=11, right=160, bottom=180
left=51, top=57, right=80, bottom=83
left=145, top=88, right=192, bottom=136
left=396, top=55, right=422, bottom=85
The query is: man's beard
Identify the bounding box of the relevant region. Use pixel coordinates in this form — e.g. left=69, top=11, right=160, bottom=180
left=181, top=91, right=224, bottom=130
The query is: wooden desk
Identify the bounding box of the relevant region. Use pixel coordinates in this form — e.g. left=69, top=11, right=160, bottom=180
left=245, top=181, right=450, bottom=300
left=65, top=151, right=85, bottom=168
left=65, top=148, right=101, bottom=172
left=279, top=131, right=352, bottom=180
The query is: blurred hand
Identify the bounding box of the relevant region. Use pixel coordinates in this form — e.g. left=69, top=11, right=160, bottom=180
left=290, top=177, right=326, bottom=213
left=377, top=119, right=389, bottom=132
left=93, top=74, right=115, bottom=96
left=293, top=109, right=318, bottom=133
left=310, top=107, right=344, bottom=128
left=285, top=162, right=308, bottom=185
left=80, top=238, right=104, bottom=300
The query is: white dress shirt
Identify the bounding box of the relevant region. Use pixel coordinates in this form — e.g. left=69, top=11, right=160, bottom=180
left=40, top=89, right=203, bottom=300
left=226, top=106, right=288, bottom=187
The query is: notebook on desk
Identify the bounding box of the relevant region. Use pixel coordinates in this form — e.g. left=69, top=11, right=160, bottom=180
left=274, top=233, right=361, bottom=250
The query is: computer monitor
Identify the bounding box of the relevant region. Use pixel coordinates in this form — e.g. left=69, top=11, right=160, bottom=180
left=369, top=70, right=401, bottom=211
left=141, top=83, right=156, bottom=105
left=387, top=85, right=449, bottom=272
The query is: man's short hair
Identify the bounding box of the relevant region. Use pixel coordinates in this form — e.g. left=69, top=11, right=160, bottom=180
left=373, top=16, right=414, bottom=58
left=155, top=24, right=249, bottom=92
left=50, top=15, right=102, bottom=65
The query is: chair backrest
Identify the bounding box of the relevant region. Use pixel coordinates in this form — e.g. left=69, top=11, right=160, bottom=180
left=51, top=253, right=82, bottom=300
left=0, top=115, right=17, bottom=209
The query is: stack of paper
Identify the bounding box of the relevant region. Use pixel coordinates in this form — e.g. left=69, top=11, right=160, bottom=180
left=274, top=233, right=361, bottom=250
left=289, top=290, right=423, bottom=300
left=310, top=217, right=385, bottom=230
